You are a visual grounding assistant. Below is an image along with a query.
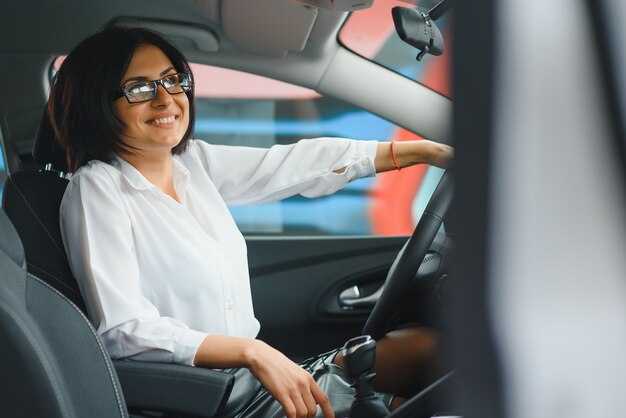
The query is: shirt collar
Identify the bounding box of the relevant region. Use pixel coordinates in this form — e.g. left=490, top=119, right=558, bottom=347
left=110, top=154, right=190, bottom=192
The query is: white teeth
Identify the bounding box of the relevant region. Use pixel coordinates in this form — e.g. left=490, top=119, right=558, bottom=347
left=149, top=116, right=176, bottom=125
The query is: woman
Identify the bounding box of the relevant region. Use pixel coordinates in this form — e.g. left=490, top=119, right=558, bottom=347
left=52, top=27, right=453, bottom=418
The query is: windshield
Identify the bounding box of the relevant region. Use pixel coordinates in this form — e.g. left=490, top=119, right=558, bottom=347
left=339, top=0, right=451, bottom=98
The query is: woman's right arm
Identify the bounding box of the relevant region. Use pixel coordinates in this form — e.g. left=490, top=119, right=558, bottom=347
left=194, top=335, right=334, bottom=418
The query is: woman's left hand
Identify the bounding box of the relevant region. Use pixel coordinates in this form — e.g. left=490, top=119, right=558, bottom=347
left=375, top=139, right=454, bottom=172
left=423, top=140, right=454, bottom=169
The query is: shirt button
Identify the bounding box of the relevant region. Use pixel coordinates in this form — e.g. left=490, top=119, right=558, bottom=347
left=360, top=159, right=368, bottom=167
left=227, top=302, right=234, bottom=311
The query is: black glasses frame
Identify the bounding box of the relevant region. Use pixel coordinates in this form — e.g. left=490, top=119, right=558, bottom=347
left=114, top=73, right=193, bottom=103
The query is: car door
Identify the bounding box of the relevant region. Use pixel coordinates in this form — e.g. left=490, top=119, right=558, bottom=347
left=248, top=235, right=407, bottom=360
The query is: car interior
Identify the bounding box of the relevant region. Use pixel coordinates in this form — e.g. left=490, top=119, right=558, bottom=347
left=1, top=0, right=626, bottom=417
left=0, top=1, right=455, bottom=417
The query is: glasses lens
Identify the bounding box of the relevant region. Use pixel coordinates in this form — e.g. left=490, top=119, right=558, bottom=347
left=124, top=81, right=155, bottom=103
left=162, top=73, right=192, bottom=94
left=120, top=73, right=192, bottom=103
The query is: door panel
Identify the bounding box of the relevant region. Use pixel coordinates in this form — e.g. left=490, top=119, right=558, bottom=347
left=246, top=236, right=407, bottom=360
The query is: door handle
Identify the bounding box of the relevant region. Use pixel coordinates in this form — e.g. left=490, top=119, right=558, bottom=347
left=339, top=285, right=383, bottom=309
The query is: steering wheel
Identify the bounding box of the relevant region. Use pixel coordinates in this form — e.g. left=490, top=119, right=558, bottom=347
left=363, top=170, right=453, bottom=339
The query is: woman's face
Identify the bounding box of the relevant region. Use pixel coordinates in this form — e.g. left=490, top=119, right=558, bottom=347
left=113, top=44, right=190, bottom=157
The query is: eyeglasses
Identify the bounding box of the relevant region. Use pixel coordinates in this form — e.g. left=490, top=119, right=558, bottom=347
left=114, top=73, right=193, bottom=103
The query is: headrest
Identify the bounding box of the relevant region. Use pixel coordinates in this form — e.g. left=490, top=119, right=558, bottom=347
left=0, top=209, right=25, bottom=268
left=32, top=109, right=68, bottom=172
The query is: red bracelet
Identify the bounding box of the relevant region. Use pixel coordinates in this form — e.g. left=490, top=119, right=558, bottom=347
left=390, top=141, right=401, bottom=171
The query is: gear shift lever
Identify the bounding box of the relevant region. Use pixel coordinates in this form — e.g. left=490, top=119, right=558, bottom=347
left=341, top=335, right=389, bottom=418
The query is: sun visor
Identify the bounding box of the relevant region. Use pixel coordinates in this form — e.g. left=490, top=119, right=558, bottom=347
left=221, top=0, right=318, bottom=57
left=110, top=18, right=219, bottom=59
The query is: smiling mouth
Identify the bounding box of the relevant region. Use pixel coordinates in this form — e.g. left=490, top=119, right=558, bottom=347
left=147, top=115, right=178, bottom=126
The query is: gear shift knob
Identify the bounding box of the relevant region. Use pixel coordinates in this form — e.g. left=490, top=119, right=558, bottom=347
left=341, top=335, right=389, bottom=418
left=342, top=335, right=377, bottom=377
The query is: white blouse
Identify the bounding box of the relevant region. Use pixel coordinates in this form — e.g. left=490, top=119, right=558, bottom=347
left=60, top=138, right=377, bottom=366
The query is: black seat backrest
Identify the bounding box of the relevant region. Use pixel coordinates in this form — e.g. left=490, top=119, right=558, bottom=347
left=2, top=109, right=86, bottom=312
left=0, top=208, right=129, bottom=417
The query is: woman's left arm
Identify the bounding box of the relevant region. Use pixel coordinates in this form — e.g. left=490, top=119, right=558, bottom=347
left=374, top=139, right=454, bottom=172
left=192, top=138, right=453, bottom=205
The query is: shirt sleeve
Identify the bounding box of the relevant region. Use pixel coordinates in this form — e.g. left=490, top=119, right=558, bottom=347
left=191, top=137, right=378, bottom=205
left=60, top=164, right=207, bottom=366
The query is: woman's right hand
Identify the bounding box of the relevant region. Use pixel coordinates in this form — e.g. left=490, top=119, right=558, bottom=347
left=244, top=339, right=335, bottom=418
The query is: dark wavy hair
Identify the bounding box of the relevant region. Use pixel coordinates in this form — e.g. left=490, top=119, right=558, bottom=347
left=48, top=27, right=196, bottom=172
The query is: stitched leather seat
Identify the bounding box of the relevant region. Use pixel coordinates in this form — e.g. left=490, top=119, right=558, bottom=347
left=1, top=109, right=235, bottom=417
left=0, top=207, right=130, bottom=417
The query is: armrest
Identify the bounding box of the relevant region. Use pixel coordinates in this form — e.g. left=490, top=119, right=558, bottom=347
left=113, top=360, right=234, bottom=417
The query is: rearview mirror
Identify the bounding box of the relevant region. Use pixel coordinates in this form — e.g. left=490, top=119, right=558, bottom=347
left=392, top=0, right=452, bottom=61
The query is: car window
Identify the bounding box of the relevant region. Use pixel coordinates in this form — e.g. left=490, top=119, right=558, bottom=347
left=0, top=145, right=6, bottom=199
left=189, top=63, right=444, bottom=236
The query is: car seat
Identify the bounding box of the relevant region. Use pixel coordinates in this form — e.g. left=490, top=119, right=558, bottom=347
left=2, top=110, right=84, bottom=311
left=0, top=207, right=130, bottom=417
left=1, top=110, right=235, bottom=417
